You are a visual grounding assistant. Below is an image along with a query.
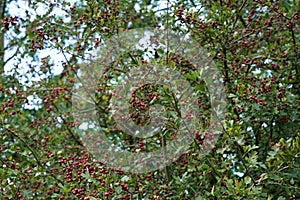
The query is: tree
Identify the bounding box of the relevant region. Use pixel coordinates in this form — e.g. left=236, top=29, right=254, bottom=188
left=0, top=0, right=299, bottom=199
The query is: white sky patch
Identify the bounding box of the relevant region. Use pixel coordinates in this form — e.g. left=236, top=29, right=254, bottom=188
left=252, top=68, right=261, bottom=75
left=261, top=122, right=268, bottom=128
left=23, top=94, right=42, bottom=110
left=222, top=153, right=245, bottom=177
left=79, top=122, right=96, bottom=130
left=38, top=48, right=67, bottom=75
left=4, top=0, right=78, bottom=78
left=261, top=6, right=268, bottom=12
left=264, top=58, right=272, bottom=64
left=57, top=116, right=63, bottom=123
left=134, top=3, right=141, bottom=13
left=247, top=126, right=253, bottom=132
left=234, top=171, right=245, bottom=177
left=135, top=30, right=161, bottom=61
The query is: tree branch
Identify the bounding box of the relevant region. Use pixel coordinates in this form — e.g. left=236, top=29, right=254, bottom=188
left=7, top=128, right=42, bottom=167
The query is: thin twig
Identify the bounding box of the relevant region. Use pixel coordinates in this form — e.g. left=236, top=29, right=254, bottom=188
left=7, top=128, right=42, bottom=167
left=231, top=0, right=248, bottom=29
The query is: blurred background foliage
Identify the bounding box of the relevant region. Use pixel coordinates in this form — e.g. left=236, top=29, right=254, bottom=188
left=0, top=0, right=299, bottom=199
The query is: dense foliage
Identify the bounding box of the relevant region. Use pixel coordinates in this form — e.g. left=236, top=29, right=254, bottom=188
left=0, top=0, right=299, bottom=199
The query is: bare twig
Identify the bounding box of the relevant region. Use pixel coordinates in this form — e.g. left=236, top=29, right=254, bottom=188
left=7, top=128, right=42, bottom=167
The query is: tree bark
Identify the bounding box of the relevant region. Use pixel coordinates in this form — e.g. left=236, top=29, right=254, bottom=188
left=0, top=0, right=7, bottom=68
